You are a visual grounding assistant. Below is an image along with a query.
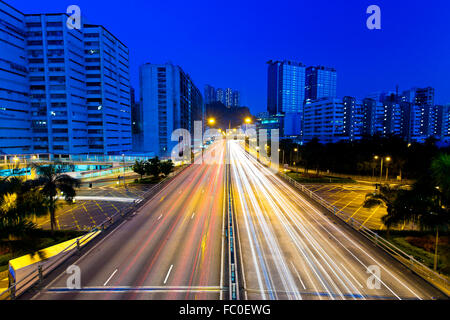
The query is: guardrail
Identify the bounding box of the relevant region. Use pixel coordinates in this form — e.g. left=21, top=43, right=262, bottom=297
left=226, top=163, right=240, bottom=300
left=241, top=143, right=450, bottom=296
left=0, top=164, right=190, bottom=300
left=279, top=172, right=450, bottom=297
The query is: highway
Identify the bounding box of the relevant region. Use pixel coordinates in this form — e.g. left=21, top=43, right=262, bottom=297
left=228, top=140, right=445, bottom=300
left=31, top=141, right=226, bottom=300
left=28, top=139, right=446, bottom=300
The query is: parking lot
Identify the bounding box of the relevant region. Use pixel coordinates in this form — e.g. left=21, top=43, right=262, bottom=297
left=302, top=184, right=389, bottom=230
left=34, top=183, right=155, bottom=231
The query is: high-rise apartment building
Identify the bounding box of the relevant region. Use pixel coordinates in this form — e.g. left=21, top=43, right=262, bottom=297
left=204, top=84, right=216, bottom=105
left=225, top=88, right=233, bottom=108
left=342, top=96, right=363, bottom=141
left=216, top=88, right=225, bottom=105
left=267, top=60, right=306, bottom=115
left=305, top=65, right=337, bottom=101
left=0, top=1, right=131, bottom=156
left=138, top=63, right=204, bottom=158
left=303, top=98, right=345, bottom=144
left=436, top=105, right=450, bottom=142
left=232, top=90, right=240, bottom=107
left=0, top=1, right=31, bottom=154
left=83, top=24, right=132, bottom=155
left=25, top=13, right=88, bottom=155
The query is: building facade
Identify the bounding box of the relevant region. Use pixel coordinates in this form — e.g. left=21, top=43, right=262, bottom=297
left=305, top=65, right=337, bottom=101
left=138, top=63, right=204, bottom=158
left=0, top=1, right=131, bottom=156
left=303, top=98, right=345, bottom=144
left=267, top=60, right=306, bottom=115
left=83, top=24, right=132, bottom=155
left=0, top=1, right=31, bottom=154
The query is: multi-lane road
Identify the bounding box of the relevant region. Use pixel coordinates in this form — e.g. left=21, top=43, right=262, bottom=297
left=29, top=139, right=446, bottom=300
left=31, top=141, right=226, bottom=300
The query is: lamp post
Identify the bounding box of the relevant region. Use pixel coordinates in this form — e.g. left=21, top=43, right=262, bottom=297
left=294, top=148, right=298, bottom=173
left=374, top=155, right=391, bottom=182
left=278, top=148, right=285, bottom=167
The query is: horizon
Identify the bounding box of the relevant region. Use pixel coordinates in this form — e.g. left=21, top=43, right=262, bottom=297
left=10, top=0, right=450, bottom=114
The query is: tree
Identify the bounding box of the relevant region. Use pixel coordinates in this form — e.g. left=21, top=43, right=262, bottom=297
left=431, top=154, right=450, bottom=202
left=363, top=184, right=405, bottom=231
left=132, top=160, right=146, bottom=180
left=160, top=160, right=174, bottom=177
left=145, top=157, right=161, bottom=178
left=32, top=164, right=80, bottom=231
left=0, top=177, right=47, bottom=254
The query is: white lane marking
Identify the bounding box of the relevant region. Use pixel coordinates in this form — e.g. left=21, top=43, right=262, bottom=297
left=103, top=269, right=118, bottom=286
left=164, top=264, right=174, bottom=284
left=290, top=261, right=306, bottom=290
left=340, top=263, right=363, bottom=289
left=157, top=214, right=162, bottom=220
left=191, top=212, right=195, bottom=219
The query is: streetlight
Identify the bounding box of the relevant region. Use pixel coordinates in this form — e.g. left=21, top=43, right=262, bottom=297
left=244, top=117, right=252, bottom=124
left=208, top=118, right=216, bottom=126
left=374, top=155, right=391, bottom=182
left=385, top=156, right=391, bottom=181
left=294, top=148, right=299, bottom=172
left=278, top=148, right=285, bottom=167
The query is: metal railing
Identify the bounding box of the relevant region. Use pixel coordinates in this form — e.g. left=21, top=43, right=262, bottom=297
left=242, top=144, right=449, bottom=296
left=0, top=164, right=190, bottom=300
left=280, top=172, right=450, bottom=296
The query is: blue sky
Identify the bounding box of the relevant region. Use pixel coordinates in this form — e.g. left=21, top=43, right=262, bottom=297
left=12, top=0, right=450, bottom=114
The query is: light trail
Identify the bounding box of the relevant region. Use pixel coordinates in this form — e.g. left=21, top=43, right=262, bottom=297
left=228, top=140, right=432, bottom=300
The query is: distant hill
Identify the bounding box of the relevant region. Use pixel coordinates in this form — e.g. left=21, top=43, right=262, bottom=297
left=206, top=101, right=253, bottom=130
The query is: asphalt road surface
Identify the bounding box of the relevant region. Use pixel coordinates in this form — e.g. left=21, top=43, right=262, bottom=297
left=28, top=139, right=446, bottom=300
left=228, top=140, right=445, bottom=300
left=32, top=141, right=226, bottom=300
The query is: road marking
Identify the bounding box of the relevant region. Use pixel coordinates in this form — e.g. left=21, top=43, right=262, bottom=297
left=164, top=265, right=174, bottom=284
left=359, top=205, right=381, bottom=228
left=103, top=269, right=118, bottom=286
left=346, top=205, right=364, bottom=222
left=290, top=261, right=306, bottom=290
left=340, top=263, right=363, bottom=289
left=191, top=212, right=195, bottom=219
left=157, top=214, right=162, bottom=220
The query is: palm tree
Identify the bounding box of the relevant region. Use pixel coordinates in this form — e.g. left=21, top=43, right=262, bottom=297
left=132, top=160, right=146, bottom=181
left=32, top=164, right=80, bottom=231
left=0, top=177, right=47, bottom=254
left=363, top=184, right=405, bottom=232
left=145, top=157, right=161, bottom=179
left=160, top=160, right=174, bottom=177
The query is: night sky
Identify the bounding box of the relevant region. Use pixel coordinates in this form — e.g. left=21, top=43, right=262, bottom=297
left=12, top=0, right=450, bottom=114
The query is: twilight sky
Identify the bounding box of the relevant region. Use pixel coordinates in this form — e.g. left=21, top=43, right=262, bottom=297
left=12, top=0, right=450, bottom=114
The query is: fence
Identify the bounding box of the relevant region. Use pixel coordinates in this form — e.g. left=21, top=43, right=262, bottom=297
left=0, top=164, right=190, bottom=300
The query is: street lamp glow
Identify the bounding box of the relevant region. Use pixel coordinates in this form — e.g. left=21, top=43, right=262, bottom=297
left=374, top=155, right=379, bottom=160
left=208, top=118, right=215, bottom=125
left=385, top=156, right=391, bottom=162
left=13, top=156, right=19, bottom=162
left=294, top=148, right=298, bottom=152
left=244, top=117, right=252, bottom=124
